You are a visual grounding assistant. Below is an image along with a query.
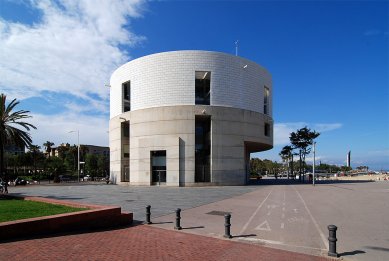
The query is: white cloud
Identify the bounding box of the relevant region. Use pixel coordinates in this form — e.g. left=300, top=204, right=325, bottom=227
left=274, top=122, right=342, bottom=146
left=29, top=112, right=109, bottom=148
left=0, top=0, right=146, bottom=111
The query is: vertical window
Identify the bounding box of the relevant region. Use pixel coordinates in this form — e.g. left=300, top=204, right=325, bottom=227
left=264, top=123, right=270, bottom=137
left=195, top=116, right=211, bottom=182
left=151, top=150, right=166, bottom=184
left=123, top=81, right=131, bottom=112
left=121, top=121, right=129, bottom=158
left=121, top=121, right=129, bottom=138
left=264, top=86, right=270, bottom=115
left=195, top=71, right=211, bottom=105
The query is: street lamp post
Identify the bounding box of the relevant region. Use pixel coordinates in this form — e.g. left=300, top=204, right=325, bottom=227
left=69, top=130, right=80, bottom=182
left=313, top=141, right=316, bottom=186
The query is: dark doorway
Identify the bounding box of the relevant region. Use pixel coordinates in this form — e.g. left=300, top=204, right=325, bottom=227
left=195, top=116, right=211, bottom=182
left=151, top=150, right=166, bottom=185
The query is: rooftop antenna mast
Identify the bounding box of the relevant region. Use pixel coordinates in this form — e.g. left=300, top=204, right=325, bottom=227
left=235, top=40, right=239, bottom=56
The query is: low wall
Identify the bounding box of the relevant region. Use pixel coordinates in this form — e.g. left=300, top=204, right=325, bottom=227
left=0, top=196, right=133, bottom=240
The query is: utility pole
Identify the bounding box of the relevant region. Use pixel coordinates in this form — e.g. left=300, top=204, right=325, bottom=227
left=313, top=142, right=316, bottom=186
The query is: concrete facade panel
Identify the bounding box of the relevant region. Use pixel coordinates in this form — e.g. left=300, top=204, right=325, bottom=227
left=109, top=51, right=273, bottom=186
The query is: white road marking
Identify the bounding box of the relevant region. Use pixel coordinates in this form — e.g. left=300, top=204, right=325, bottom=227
left=255, top=220, right=271, bottom=231
left=238, top=237, right=326, bottom=252
left=239, top=189, right=273, bottom=235
left=293, top=185, right=328, bottom=249
left=240, top=237, right=283, bottom=245
left=293, top=208, right=298, bottom=213
left=281, top=223, right=285, bottom=229
left=268, top=204, right=278, bottom=209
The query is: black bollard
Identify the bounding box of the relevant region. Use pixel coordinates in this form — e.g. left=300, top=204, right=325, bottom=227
left=174, top=208, right=182, bottom=230
left=328, top=225, right=339, bottom=257
left=145, top=205, right=152, bottom=224
left=224, top=213, right=232, bottom=238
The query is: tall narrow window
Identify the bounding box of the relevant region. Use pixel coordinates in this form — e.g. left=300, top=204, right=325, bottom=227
left=195, top=71, right=211, bottom=105
left=195, top=116, right=211, bottom=182
left=121, top=121, right=129, bottom=157
left=264, top=86, right=270, bottom=115
left=123, top=81, right=131, bottom=112
left=151, top=150, right=166, bottom=184
left=264, top=123, right=270, bottom=137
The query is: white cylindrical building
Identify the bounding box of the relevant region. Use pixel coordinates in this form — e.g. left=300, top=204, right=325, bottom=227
left=109, top=50, right=273, bottom=186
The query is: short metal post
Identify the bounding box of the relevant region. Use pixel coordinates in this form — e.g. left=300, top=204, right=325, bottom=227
left=224, top=213, right=232, bottom=238
left=145, top=205, right=152, bottom=224
left=328, top=225, right=339, bottom=257
left=174, top=208, right=182, bottom=230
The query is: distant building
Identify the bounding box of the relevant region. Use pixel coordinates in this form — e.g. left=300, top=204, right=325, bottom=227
left=346, top=151, right=351, bottom=168
left=109, top=50, right=273, bottom=186
left=49, top=144, right=109, bottom=157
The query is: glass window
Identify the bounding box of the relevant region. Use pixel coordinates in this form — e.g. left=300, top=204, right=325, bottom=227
left=121, top=121, right=129, bottom=138
left=151, top=150, right=166, bottom=184
left=123, top=144, right=129, bottom=158
left=265, top=123, right=270, bottom=137
left=195, top=116, right=211, bottom=182
left=123, top=81, right=131, bottom=112
left=195, top=71, right=211, bottom=105
left=264, top=86, right=270, bottom=115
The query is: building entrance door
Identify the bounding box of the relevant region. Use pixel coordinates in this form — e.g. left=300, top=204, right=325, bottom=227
left=122, top=165, right=129, bottom=182
left=151, top=150, right=166, bottom=185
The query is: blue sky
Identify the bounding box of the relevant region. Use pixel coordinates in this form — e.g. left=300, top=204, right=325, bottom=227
left=1, top=0, right=388, bottom=170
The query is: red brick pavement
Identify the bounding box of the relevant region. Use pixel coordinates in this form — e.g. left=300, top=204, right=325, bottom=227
left=0, top=225, right=335, bottom=261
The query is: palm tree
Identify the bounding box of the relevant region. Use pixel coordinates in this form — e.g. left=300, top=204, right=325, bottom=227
left=0, top=93, right=37, bottom=179
left=43, top=141, right=54, bottom=157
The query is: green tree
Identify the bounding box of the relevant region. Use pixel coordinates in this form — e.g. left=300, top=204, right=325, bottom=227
left=279, top=145, right=294, bottom=179
left=43, top=141, right=54, bottom=157
left=27, top=145, right=41, bottom=176
left=290, top=126, right=320, bottom=182
left=0, top=94, right=36, bottom=180
left=46, top=156, right=66, bottom=183
left=85, top=154, right=98, bottom=178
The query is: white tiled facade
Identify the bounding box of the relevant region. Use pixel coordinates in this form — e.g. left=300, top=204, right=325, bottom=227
left=110, top=50, right=272, bottom=118
left=109, top=50, right=273, bottom=186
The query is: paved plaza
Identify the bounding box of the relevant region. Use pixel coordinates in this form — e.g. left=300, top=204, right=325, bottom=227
left=5, top=179, right=389, bottom=260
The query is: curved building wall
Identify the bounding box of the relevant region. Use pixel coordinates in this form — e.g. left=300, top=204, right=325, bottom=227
left=109, top=50, right=273, bottom=186
left=110, top=50, right=272, bottom=118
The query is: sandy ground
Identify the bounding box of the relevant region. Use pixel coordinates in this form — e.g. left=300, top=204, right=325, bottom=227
left=327, top=174, right=389, bottom=181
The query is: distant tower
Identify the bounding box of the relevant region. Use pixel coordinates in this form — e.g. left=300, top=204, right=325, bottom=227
left=346, top=151, right=351, bottom=168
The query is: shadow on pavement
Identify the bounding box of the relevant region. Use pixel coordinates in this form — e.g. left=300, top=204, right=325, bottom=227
left=233, top=234, right=257, bottom=238
left=340, top=250, right=366, bottom=257
left=364, top=246, right=389, bottom=252
left=8, top=193, right=86, bottom=201
left=0, top=223, right=136, bottom=244
left=182, top=226, right=205, bottom=230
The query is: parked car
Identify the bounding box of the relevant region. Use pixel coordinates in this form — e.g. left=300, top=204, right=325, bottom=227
left=14, top=177, right=27, bottom=186
left=83, top=175, right=92, bottom=181
left=59, top=175, right=71, bottom=182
